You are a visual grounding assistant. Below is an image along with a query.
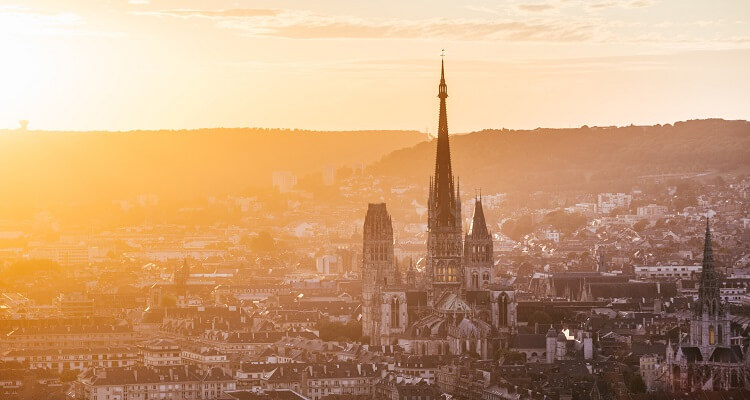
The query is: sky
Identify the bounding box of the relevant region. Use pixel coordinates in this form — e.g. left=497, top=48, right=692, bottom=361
left=0, top=0, right=749, bottom=133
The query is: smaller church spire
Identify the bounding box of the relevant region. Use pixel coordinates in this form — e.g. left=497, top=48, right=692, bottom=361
left=702, top=216, right=715, bottom=277
left=704, top=217, right=713, bottom=261
left=696, top=217, right=720, bottom=317
left=467, top=195, right=489, bottom=238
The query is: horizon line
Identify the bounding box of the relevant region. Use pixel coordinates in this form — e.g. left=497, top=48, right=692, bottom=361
left=0, top=117, right=745, bottom=135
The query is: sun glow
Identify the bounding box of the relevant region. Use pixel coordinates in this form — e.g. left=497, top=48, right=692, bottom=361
left=0, top=0, right=749, bottom=131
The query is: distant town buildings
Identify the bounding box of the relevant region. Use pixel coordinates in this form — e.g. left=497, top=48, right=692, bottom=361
left=272, top=171, right=298, bottom=193
left=598, top=192, right=632, bottom=214
left=0, top=60, right=749, bottom=400
left=638, top=204, right=669, bottom=220
left=635, top=265, right=702, bottom=279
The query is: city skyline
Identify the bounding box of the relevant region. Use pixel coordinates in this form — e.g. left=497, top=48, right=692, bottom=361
left=1, top=0, right=750, bottom=132
left=1, top=2, right=750, bottom=399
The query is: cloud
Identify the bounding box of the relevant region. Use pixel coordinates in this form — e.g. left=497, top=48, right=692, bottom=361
left=141, top=8, right=597, bottom=42
left=518, top=4, right=557, bottom=12
left=588, top=2, right=617, bottom=9
left=0, top=5, right=123, bottom=37
left=588, top=0, right=654, bottom=10
left=0, top=6, right=82, bottom=34
left=139, top=8, right=281, bottom=19
left=468, top=0, right=655, bottom=16
left=627, top=0, right=654, bottom=8
left=237, top=18, right=596, bottom=41
left=134, top=1, right=749, bottom=48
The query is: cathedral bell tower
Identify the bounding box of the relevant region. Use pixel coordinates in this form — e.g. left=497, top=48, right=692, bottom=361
left=464, top=195, right=494, bottom=290
left=361, top=203, right=396, bottom=345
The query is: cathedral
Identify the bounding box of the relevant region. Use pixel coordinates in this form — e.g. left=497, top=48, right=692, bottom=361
left=361, top=60, right=517, bottom=359
left=664, top=219, right=750, bottom=390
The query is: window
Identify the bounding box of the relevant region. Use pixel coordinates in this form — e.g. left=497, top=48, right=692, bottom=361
left=498, top=293, right=508, bottom=327
left=390, top=297, right=401, bottom=328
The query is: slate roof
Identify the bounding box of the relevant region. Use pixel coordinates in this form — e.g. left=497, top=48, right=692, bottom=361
left=680, top=346, right=703, bottom=362
left=708, top=346, right=743, bottom=363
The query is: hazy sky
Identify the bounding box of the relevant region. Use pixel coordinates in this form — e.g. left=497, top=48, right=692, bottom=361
left=1, top=0, right=749, bottom=132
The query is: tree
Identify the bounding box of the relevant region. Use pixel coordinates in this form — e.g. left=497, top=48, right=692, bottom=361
left=608, top=206, right=629, bottom=216
left=502, top=215, right=534, bottom=241
left=496, top=349, right=527, bottom=364
left=335, top=166, right=354, bottom=181
left=250, top=231, right=276, bottom=253
left=60, top=369, right=79, bottom=382
left=633, top=219, right=648, bottom=232
left=626, top=372, right=646, bottom=393
left=543, top=210, right=587, bottom=234
left=671, top=180, right=702, bottom=211
left=2, top=259, right=60, bottom=280
left=528, top=310, right=552, bottom=325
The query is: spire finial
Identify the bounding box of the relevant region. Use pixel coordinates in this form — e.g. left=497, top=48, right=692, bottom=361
left=439, top=51, right=447, bottom=90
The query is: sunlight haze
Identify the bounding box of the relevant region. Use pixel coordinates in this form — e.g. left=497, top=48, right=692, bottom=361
left=1, top=0, right=749, bottom=132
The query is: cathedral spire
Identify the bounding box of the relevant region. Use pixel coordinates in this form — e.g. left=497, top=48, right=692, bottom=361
left=703, top=217, right=713, bottom=265
left=696, top=217, right=720, bottom=317
left=431, top=57, right=457, bottom=229
left=467, top=195, right=489, bottom=238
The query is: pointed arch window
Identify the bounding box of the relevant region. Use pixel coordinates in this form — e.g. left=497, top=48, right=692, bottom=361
left=717, top=324, right=723, bottom=345
left=498, top=293, right=508, bottom=327
left=391, top=297, right=400, bottom=328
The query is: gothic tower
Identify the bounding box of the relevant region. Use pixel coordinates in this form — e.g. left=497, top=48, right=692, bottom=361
left=464, top=195, right=494, bottom=290
left=689, top=218, right=730, bottom=357
left=362, top=203, right=396, bottom=344
left=427, top=60, right=463, bottom=305
left=174, top=258, right=189, bottom=294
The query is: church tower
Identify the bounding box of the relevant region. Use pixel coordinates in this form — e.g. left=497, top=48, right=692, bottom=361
left=689, top=218, right=731, bottom=358
left=427, top=59, right=464, bottom=305
left=362, top=203, right=396, bottom=345
left=174, top=258, right=189, bottom=293
left=464, top=195, right=494, bottom=290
